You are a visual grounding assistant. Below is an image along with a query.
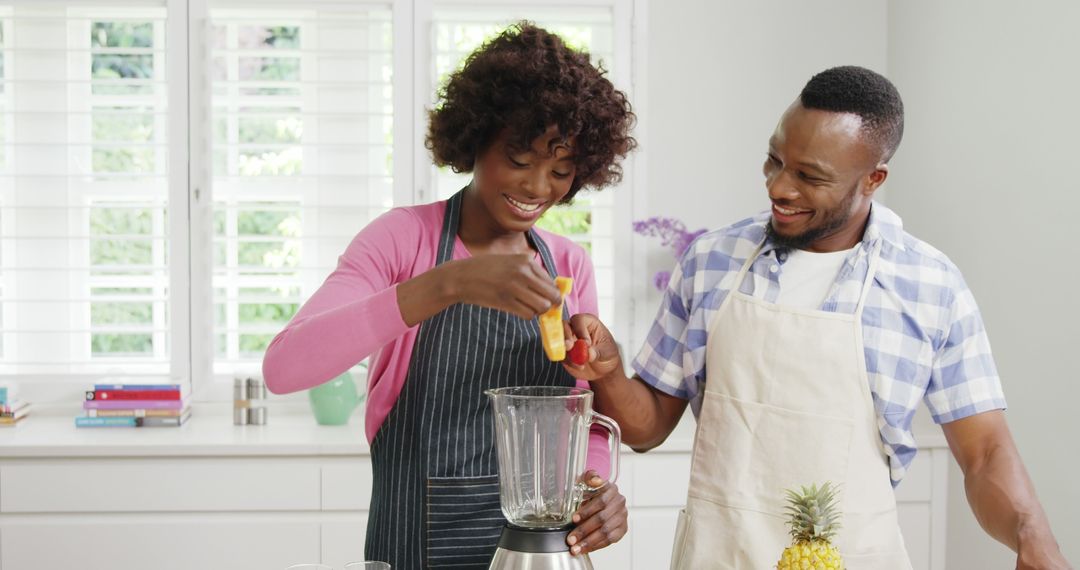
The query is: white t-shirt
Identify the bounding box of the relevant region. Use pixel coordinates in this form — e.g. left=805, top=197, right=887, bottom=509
left=775, top=245, right=859, bottom=309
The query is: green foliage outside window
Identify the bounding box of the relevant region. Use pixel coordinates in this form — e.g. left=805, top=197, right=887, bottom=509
left=237, top=208, right=300, bottom=270
left=92, top=22, right=153, bottom=48
left=239, top=285, right=297, bottom=327
left=92, top=333, right=153, bottom=356
left=87, top=22, right=163, bottom=357
left=240, top=333, right=274, bottom=356
left=93, top=108, right=154, bottom=142
left=536, top=208, right=590, bottom=235
left=91, top=22, right=155, bottom=95
left=90, top=233, right=155, bottom=356
left=93, top=147, right=155, bottom=174
left=239, top=303, right=297, bottom=325
left=91, top=22, right=158, bottom=174
left=89, top=208, right=153, bottom=267
left=536, top=208, right=593, bottom=254
left=211, top=24, right=306, bottom=360
left=240, top=114, right=302, bottom=144
left=90, top=287, right=154, bottom=356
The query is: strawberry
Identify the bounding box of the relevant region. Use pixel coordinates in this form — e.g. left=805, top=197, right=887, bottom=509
left=569, top=338, right=589, bottom=366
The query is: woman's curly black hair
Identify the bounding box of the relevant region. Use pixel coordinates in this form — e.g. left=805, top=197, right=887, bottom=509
left=425, top=21, right=636, bottom=202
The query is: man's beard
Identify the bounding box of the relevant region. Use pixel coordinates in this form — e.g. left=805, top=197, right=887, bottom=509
left=766, top=187, right=858, bottom=250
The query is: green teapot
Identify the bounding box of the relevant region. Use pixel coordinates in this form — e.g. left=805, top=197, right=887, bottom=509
left=308, top=371, right=363, bottom=425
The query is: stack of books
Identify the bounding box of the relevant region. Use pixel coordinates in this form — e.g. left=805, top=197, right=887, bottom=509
left=76, top=383, right=191, bottom=428
left=0, top=382, right=30, bottom=426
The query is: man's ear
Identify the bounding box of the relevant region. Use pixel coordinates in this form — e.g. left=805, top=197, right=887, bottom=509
left=864, top=164, right=889, bottom=195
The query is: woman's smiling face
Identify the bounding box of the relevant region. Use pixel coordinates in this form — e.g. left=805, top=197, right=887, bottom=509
left=470, top=126, right=577, bottom=234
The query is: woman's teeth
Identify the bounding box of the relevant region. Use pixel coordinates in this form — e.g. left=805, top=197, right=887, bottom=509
left=506, top=195, right=542, bottom=212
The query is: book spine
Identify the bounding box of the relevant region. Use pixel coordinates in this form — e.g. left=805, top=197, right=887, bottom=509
left=87, top=408, right=183, bottom=418
left=87, top=390, right=182, bottom=401
left=92, top=384, right=182, bottom=391
left=0, top=401, right=27, bottom=414
left=83, top=399, right=187, bottom=410
left=75, top=417, right=137, bottom=427
left=0, top=408, right=30, bottom=420
left=136, top=414, right=189, bottom=427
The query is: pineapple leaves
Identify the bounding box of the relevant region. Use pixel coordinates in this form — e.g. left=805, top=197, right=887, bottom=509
left=782, top=481, right=842, bottom=542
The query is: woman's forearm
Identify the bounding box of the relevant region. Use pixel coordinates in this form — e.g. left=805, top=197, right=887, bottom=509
left=262, top=286, right=409, bottom=394
left=396, top=262, right=461, bottom=326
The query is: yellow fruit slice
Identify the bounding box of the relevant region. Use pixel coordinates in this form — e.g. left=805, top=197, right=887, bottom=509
left=539, top=277, right=573, bottom=361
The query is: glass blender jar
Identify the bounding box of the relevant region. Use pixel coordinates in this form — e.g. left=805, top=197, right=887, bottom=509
left=485, top=386, right=621, bottom=570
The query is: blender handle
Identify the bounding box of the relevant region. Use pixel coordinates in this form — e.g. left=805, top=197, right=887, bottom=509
left=588, top=411, right=621, bottom=487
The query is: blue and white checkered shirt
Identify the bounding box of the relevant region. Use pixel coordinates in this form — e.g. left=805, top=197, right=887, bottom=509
left=632, top=202, right=1006, bottom=486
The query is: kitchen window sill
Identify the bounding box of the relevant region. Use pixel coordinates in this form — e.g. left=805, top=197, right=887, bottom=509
left=0, top=402, right=370, bottom=458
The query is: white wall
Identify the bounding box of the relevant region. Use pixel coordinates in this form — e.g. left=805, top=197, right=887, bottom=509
left=646, top=0, right=1078, bottom=566
left=642, top=0, right=887, bottom=328
left=886, top=1, right=1080, bottom=567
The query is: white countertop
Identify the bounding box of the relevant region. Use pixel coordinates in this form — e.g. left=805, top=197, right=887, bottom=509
left=0, top=403, right=945, bottom=459
left=0, top=403, right=370, bottom=458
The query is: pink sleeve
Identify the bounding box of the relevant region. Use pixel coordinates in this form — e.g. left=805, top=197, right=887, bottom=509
left=564, top=248, right=616, bottom=481
left=262, top=208, right=419, bottom=394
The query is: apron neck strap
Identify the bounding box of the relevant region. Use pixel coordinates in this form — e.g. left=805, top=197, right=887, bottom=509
left=854, top=239, right=883, bottom=315
left=733, top=241, right=766, bottom=294
left=436, top=189, right=464, bottom=265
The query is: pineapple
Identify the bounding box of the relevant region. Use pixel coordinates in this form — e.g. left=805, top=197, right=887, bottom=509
left=776, top=482, right=845, bottom=570
left=538, top=277, right=573, bottom=361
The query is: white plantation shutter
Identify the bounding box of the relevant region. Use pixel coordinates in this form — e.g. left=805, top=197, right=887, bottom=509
left=0, top=2, right=173, bottom=379
left=430, top=6, right=621, bottom=333
left=208, top=4, right=393, bottom=376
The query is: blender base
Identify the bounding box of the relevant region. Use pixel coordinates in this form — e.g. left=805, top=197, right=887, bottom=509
left=488, top=524, right=594, bottom=570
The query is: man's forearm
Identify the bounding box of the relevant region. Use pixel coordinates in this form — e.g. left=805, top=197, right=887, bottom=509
left=964, top=441, right=1062, bottom=556
left=591, top=370, right=682, bottom=451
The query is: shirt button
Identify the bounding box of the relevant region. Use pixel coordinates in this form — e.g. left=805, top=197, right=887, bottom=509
left=769, top=264, right=779, bottom=273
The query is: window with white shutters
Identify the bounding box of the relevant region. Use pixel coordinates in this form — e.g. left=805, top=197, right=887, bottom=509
left=0, top=3, right=172, bottom=380
left=208, top=4, right=392, bottom=376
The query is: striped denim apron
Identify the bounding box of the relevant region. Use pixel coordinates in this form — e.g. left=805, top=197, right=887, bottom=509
left=364, top=189, right=576, bottom=569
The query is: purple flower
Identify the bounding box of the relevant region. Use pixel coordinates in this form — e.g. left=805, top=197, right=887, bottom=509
left=653, top=270, right=672, bottom=291
left=633, top=217, right=707, bottom=291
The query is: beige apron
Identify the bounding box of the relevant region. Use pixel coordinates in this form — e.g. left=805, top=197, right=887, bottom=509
left=671, top=241, right=911, bottom=569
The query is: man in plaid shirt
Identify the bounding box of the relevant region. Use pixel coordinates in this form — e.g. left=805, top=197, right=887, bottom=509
left=565, top=66, right=1070, bottom=569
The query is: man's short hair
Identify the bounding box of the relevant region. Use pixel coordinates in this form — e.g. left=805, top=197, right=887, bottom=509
left=800, top=66, right=904, bottom=163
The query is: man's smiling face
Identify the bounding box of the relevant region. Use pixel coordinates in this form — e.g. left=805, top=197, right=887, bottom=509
left=763, top=102, right=887, bottom=252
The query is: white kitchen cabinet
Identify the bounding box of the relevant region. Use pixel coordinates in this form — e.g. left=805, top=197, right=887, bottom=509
left=0, top=410, right=949, bottom=570
left=322, top=518, right=370, bottom=568
left=0, top=410, right=371, bottom=570
left=2, top=518, right=321, bottom=570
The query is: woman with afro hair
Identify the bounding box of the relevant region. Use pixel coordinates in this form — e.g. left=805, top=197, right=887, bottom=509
left=263, top=22, right=636, bottom=569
